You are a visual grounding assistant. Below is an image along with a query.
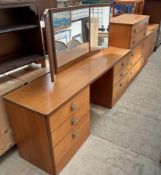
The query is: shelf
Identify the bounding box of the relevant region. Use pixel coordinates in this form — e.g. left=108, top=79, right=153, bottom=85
left=0, top=54, right=44, bottom=74
left=0, top=24, right=38, bottom=34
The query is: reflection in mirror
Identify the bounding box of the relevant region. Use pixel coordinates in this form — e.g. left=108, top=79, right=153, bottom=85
left=52, top=8, right=90, bottom=69
left=90, top=6, right=110, bottom=50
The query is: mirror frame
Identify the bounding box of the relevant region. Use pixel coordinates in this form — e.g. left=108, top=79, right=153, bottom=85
left=89, top=4, right=111, bottom=50
left=44, top=4, right=111, bottom=82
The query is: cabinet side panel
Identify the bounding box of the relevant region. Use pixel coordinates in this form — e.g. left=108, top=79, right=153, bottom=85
left=90, top=69, right=113, bottom=108
left=4, top=101, right=54, bottom=175
left=109, top=24, right=131, bottom=49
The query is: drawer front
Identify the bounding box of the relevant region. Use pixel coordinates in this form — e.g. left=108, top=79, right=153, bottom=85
left=128, top=58, right=144, bottom=83
left=51, top=113, right=88, bottom=147
left=49, top=87, right=89, bottom=132
left=113, top=53, right=130, bottom=76
left=112, top=74, right=128, bottom=105
left=113, top=65, right=128, bottom=86
left=129, top=42, right=144, bottom=69
left=132, top=20, right=148, bottom=37
left=131, top=30, right=146, bottom=48
left=53, top=114, right=90, bottom=173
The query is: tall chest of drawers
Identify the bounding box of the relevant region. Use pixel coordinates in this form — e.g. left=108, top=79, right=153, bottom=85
left=91, top=14, right=153, bottom=108
left=109, top=14, right=149, bottom=49
left=5, top=86, right=90, bottom=175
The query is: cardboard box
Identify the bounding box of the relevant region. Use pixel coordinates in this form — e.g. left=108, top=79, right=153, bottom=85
left=0, top=129, right=15, bottom=156
left=7, top=64, right=49, bottom=83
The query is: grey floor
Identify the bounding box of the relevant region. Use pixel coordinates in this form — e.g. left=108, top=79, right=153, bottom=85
left=1, top=47, right=161, bottom=175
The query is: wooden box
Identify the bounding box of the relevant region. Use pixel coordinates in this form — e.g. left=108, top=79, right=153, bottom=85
left=109, top=14, right=149, bottom=49
left=0, top=75, right=25, bottom=155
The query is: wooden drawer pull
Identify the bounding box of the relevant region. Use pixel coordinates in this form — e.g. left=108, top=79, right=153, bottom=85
left=119, top=83, right=122, bottom=87
left=71, top=103, right=78, bottom=112
left=121, top=62, right=124, bottom=66
left=71, top=117, right=78, bottom=126
left=72, top=131, right=79, bottom=139
left=133, top=29, right=136, bottom=34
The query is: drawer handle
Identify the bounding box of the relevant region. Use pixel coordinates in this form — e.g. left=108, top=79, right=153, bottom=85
left=133, top=29, right=136, bottom=34
left=72, top=131, right=79, bottom=139
left=71, top=103, right=78, bottom=112
left=119, top=83, right=122, bottom=87
left=130, top=62, right=133, bottom=66
left=121, top=62, right=124, bottom=66
left=71, top=117, right=78, bottom=126
left=4, top=129, right=9, bottom=134
left=131, top=53, right=134, bottom=57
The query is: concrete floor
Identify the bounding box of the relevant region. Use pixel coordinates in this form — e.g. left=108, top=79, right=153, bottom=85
left=1, top=47, right=161, bottom=175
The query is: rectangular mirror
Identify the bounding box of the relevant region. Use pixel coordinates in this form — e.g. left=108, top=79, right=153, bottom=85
left=51, top=6, right=90, bottom=71
left=90, top=4, right=111, bottom=50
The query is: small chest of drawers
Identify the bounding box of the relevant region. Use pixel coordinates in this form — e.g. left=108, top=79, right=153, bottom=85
left=109, top=14, right=149, bottom=49
left=5, top=86, right=90, bottom=175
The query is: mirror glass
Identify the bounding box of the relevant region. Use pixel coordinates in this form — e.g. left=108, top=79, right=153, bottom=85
left=90, top=6, right=110, bottom=50
left=52, top=8, right=90, bottom=69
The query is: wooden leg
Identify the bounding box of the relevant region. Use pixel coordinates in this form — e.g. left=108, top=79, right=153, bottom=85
left=34, top=59, right=46, bottom=68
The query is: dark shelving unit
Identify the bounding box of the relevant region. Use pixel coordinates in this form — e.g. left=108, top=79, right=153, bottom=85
left=0, top=0, right=46, bottom=74
left=0, top=54, right=44, bottom=74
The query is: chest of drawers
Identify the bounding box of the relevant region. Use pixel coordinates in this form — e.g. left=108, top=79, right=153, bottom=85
left=5, top=86, right=90, bottom=175
left=144, top=24, right=159, bottom=62
left=109, top=14, right=149, bottom=49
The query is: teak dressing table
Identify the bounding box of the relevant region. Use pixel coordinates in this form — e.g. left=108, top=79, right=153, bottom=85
left=4, top=47, right=130, bottom=175
left=3, top=13, right=159, bottom=175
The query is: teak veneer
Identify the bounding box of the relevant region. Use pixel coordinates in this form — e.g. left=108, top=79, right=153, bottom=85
left=4, top=46, right=130, bottom=175
left=4, top=47, right=130, bottom=115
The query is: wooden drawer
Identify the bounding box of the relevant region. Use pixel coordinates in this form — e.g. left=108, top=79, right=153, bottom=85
left=113, top=65, right=128, bottom=86
left=53, top=114, right=90, bottom=174
left=128, top=58, right=144, bottom=83
left=130, top=19, right=148, bottom=47
left=49, top=87, right=89, bottom=132
left=131, top=30, right=146, bottom=48
left=129, top=42, right=144, bottom=69
left=112, top=74, right=128, bottom=105
left=51, top=113, right=88, bottom=147
left=113, top=53, right=130, bottom=76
